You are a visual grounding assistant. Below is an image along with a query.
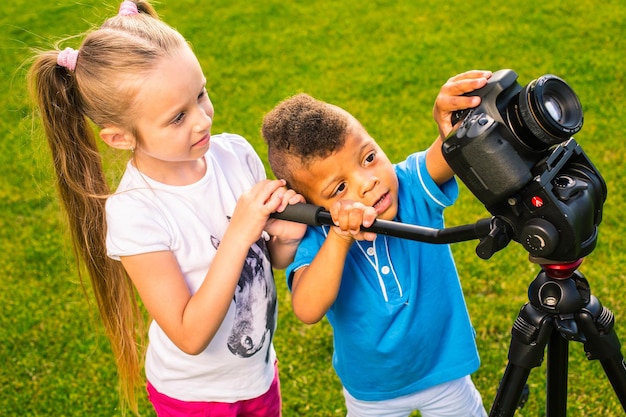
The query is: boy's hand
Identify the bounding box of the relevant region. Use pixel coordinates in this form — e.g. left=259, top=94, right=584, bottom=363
left=433, top=70, right=492, bottom=139
left=329, top=200, right=378, bottom=242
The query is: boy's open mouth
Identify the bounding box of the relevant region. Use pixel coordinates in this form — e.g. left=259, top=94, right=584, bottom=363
left=373, top=192, right=391, bottom=214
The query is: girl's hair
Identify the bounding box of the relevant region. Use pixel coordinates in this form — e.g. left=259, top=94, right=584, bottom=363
left=27, top=1, right=188, bottom=413
left=261, top=93, right=349, bottom=190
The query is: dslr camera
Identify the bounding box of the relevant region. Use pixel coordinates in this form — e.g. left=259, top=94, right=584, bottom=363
left=442, top=69, right=606, bottom=262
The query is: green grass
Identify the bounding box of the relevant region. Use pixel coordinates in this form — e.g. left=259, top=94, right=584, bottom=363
left=1, top=0, right=625, bottom=415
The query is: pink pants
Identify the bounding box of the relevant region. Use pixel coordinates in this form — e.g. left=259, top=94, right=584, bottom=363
left=147, top=364, right=281, bottom=417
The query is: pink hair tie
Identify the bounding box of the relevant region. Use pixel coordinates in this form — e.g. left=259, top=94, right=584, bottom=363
left=118, top=1, right=139, bottom=16
left=57, top=47, right=79, bottom=72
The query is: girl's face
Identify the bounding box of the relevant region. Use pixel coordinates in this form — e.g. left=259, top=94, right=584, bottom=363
left=291, top=119, right=399, bottom=221
left=131, top=45, right=214, bottom=182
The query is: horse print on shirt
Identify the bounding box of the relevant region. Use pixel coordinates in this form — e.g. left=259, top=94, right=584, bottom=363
left=210, top=234, right=277, bottom=363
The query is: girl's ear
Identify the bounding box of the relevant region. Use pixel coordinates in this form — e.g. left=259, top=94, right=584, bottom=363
left=100, top=127, right=136, bottom=151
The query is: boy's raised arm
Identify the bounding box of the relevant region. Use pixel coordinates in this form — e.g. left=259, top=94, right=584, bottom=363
left=427, top=70, right=492, bottom=185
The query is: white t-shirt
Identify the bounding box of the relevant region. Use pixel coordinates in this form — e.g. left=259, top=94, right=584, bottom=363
left=106, top=133, right=277, bottom=402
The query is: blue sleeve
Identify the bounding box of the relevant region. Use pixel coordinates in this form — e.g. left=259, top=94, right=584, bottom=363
left=395, top=151, right=459, bottom=226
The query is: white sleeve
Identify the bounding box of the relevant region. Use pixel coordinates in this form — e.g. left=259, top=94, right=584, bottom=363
left=221, top=133, right=267, bottom=184
left=105, top=192, right=172, bottom=260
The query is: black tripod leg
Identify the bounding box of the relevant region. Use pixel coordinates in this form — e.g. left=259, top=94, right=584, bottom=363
left=491, top=366, right=532, bottom=417
left=546, top=331, right=568, bottom=416
left=577, top=295, right=626, bottom=411
left=490, top=303, right=554, bottom=417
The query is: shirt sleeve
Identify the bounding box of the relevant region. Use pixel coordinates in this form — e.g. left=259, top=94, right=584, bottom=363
left=106, top=191, right=172, bottom=260
left=395, top=151, right=458, bottom=226
left=222, top=133, right=267, bottom=184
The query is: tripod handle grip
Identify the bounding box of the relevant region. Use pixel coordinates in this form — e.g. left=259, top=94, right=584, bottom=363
left=271, top=203, right=495, bottom=246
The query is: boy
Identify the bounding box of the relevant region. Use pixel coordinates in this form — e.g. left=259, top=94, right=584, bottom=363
left=262, top=70, right=491, bottom=417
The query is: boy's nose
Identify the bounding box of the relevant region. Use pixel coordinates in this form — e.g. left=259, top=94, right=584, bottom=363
left=359, top=173, right=379, bottom=197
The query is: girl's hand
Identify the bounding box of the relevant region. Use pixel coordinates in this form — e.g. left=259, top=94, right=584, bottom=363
left=265, top=188, right=307, bottom=242
left=433, top=70, right=492, bottom=139
left=228, top=179, right=294, bottom=246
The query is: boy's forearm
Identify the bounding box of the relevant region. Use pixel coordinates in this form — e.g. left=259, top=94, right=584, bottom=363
left=425, top=135, right=455, bottom=185
left=291, top=231, right=353, bottom=324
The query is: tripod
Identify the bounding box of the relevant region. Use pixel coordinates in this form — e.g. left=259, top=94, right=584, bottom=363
left=270, top=203, right=626, bottom=415
left=489, top=258, right=626, bottom=416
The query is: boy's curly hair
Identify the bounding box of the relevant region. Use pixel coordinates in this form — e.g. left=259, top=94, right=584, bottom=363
left=262, top=93, right=349, bottom=189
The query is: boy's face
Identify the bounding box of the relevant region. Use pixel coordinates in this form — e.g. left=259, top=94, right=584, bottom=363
left=291, top=119, right=399, bottom=221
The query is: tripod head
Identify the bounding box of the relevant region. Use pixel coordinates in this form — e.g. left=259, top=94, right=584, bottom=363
left=536, top=258, right=584, bottom=279
left=527, top=258, right=588, bottom=313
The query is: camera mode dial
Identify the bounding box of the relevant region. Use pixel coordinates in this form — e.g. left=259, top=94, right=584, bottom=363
left=456, top=113, right=495, bottom=140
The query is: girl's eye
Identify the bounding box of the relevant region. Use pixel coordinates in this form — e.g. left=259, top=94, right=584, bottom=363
left=365, top=152, right=375, bottom=164
left=171, top=113, right=185, bottom=125
left=198, top=88, right=207, bottom=100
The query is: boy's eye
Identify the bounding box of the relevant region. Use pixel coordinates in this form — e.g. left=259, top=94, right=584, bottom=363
left=365, top=152, right=375, bottom=164
left=332, top=183, right=347, bottom=197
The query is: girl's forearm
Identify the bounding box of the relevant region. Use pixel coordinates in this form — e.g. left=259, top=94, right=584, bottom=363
left=267, top=235, right=301, bottom=269
left=179, top=231, right=252, bottom=354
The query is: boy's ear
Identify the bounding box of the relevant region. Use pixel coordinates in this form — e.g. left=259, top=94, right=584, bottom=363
left=100, top=126, right=136, bottom=151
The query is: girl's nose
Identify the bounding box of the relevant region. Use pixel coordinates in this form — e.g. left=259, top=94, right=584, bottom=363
left=194, top=110, right=212, bottom=133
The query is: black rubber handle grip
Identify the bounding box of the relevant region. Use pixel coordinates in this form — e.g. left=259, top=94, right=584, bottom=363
left=270, top=203, right=325, bottom=225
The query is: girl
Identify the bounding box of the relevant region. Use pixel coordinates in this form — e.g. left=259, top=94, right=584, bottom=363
left=28, top=1, right=306, bottom=415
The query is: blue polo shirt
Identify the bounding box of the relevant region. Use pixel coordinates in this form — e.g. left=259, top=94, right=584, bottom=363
left=286, top=151, right=480, bottom=401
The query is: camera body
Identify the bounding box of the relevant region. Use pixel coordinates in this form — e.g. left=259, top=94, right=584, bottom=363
left=442, top=69, right=606, bottom=261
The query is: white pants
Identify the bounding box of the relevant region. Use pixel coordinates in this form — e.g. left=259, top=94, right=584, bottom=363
left=343, top=376, right=488, bottom=417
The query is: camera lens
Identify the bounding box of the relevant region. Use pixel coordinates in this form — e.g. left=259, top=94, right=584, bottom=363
left=544, top=97, right=562, bottom=121
left=519, top=75, right=583, bottom=146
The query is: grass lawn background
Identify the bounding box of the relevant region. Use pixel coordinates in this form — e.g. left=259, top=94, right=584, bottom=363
left=1, top=0, right=625, bottom=415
